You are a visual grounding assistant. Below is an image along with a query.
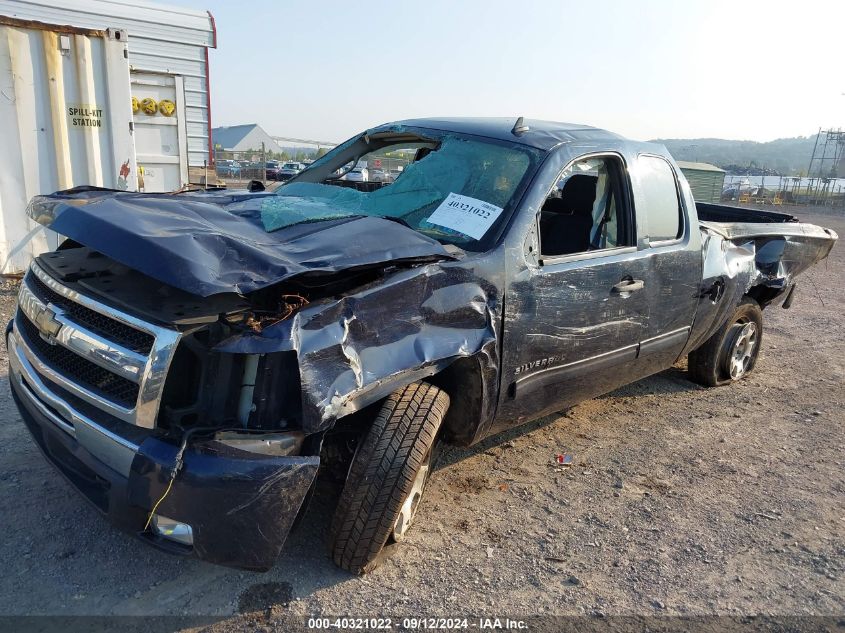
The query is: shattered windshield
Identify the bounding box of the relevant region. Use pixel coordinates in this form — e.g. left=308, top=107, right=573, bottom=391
left=262, top=131, right=542, bottom=249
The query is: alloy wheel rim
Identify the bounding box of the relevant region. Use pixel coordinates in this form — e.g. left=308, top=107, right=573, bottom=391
left=392, top=450, right=432, bottom=542
left=728, top=321, right=757, bottom=380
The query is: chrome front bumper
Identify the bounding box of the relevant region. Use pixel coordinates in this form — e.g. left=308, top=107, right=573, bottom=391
left=8, top=329, right=141, bottom=476
left=10, top=323, right=321, bottom=571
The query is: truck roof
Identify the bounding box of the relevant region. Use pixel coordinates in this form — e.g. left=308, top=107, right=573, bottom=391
left=385, top=117, right=626, bottom=151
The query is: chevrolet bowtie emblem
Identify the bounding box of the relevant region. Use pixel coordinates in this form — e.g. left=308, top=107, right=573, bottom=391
left=34, top=306, right=63, bottom=340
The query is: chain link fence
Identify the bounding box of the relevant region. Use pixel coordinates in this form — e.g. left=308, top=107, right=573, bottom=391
left=211, top=146, right=327, bottom=189
left=211, top=148, right=270, bottom=187
left=209, top=145, right=417, bottom=189
left=722, top=175, right=845, bottom=208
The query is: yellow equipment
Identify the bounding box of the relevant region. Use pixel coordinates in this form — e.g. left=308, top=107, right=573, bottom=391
left=140, top=97, right=158, bottom=115
left=158, top=99, right=176, bottom=116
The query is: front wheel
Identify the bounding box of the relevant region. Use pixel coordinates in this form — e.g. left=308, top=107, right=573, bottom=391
left=688, top=297, right=763, bottom=387
left=329, top=382, right=449, bottom=574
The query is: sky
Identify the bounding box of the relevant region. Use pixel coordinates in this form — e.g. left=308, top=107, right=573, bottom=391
left=176, top=0, right=844, bottom=144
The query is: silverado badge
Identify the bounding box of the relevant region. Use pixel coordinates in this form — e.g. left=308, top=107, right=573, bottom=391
left=33, top=306, right=62, bottom=341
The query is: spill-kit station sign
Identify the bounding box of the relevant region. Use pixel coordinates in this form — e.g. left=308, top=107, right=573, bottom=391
left=67, top=104, right=104, bottom=128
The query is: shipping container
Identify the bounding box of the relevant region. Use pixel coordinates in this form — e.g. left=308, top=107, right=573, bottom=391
left=677, top=160, right=726, bottom=204
left=0, top=0, right=215, bottom=273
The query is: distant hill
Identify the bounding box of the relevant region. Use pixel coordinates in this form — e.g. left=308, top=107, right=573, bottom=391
left=651, top=135, right=820, bottom=176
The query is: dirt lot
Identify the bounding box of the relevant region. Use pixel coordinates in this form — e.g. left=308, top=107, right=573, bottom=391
left=0, top=210, right=842, bottom=627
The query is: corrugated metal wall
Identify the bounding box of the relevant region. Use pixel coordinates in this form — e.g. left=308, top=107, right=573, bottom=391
left=0, top=0, right=215, bottom=167
left=681, top=169, right=726, bottom=203
left=0, top=21, right=136, bottom=273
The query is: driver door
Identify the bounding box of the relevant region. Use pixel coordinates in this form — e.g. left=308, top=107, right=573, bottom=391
left=492, top=153, right=652, bottom=430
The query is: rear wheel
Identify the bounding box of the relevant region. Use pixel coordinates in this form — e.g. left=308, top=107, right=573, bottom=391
left=688, top=297, right=763, bottom=387
left=330, top=382, right=449, bottom=574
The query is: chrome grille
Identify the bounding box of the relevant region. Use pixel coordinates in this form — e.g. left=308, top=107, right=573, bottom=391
left=11, top=261, right=182, bottom=430
left=26, top=271, right=154, bottom=354
left=17, top=313, right=140, bottom=407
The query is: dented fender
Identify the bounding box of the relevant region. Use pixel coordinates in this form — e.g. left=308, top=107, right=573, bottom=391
left=216, top=261, right=501, bottom=434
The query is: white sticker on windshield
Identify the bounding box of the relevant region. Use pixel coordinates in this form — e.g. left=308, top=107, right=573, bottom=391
left=426, top=193, right=504, bottom=240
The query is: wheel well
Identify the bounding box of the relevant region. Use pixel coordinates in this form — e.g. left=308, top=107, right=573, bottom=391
left=428, top=356, right=489, bottom=447
left=746, top=285, right=783, bottom=309
left=327, top=353, right=493, bottom=449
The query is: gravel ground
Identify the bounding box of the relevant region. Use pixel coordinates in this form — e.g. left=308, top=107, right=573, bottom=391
left=0, top=210, right=842, bottom=628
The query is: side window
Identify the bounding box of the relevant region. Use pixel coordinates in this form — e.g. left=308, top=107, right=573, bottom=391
left=638, top=155, right=682, bottom=242
left=539, top=156, right=631, bottom=257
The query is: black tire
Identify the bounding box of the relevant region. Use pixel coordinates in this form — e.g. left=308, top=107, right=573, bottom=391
left=330, top=382, right=449, bottom=574
left=688, top=297, right=763, bottom=387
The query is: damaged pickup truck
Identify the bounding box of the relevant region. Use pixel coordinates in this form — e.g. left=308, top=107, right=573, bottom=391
left=9, top=118, right=836, bottom=573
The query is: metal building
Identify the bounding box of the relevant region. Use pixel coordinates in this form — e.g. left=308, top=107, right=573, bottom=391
left=0, top=0, right=216, bottom=273
left=213, top=124, right=285, bottom=154
left=676, top=161, right=725, bottom=203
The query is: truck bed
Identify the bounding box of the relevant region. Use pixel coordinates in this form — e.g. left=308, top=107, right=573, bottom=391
left=696, top=201, right=836, bottom=247
left=696, top=202, right=836, bottom=271
left=696, top=202, right=798, bottom=224
left=684, top=202, right=837, bottom=361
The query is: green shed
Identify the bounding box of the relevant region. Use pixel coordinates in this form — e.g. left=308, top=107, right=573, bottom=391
left=676, top=161, right=726, bottom=203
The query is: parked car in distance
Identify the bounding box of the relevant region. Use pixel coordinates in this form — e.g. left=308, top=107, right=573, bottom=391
left=215, top=160, right=241, bottom=178
left=369, top=168, right=388, bottom=182
left=343, top=166, right=368, bottom=182
left=265, top=161, right=282, bottom=180
left=278, top=162, right=304, bottom=181
left=237, top=162, right=261, bottom=180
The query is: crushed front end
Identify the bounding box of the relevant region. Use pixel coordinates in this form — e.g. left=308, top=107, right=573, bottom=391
left=13, top=183, right=500, bottom=571
left=7, top=247, right=319, bottom=570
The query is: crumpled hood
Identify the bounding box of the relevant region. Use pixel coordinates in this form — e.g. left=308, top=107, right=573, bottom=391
left=27, top=188, right=456, bottom=297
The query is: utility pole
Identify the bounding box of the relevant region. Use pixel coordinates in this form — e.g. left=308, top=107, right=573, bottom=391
left=261, top=141, right=266, bottom=185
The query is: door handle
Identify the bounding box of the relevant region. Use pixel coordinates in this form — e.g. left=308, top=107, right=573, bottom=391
left=612, top=278, right=645, bottom=293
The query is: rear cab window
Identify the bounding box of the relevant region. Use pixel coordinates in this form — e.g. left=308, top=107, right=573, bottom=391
left=637, top=155, right=684, bottom=244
